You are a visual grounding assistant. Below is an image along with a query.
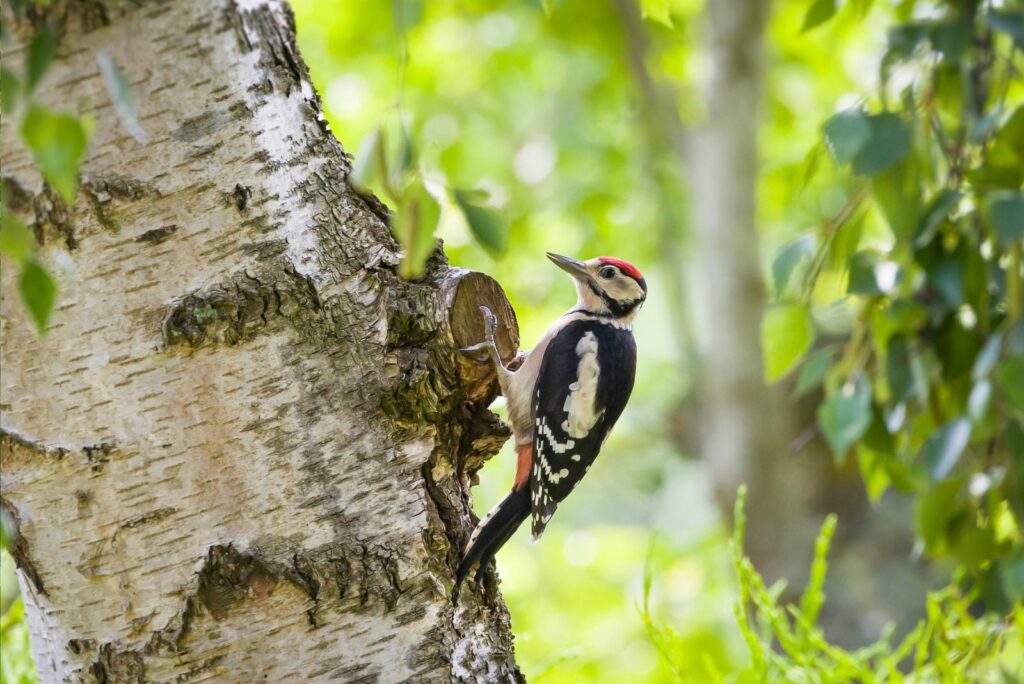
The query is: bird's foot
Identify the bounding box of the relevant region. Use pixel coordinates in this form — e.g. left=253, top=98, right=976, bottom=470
left=458, top=306, right=500, bottom=360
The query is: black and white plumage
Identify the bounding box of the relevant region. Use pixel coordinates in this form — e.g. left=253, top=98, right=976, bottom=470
left=528, top=318, right=636, bottom=537
left=454, top=253, right=646, bottom=597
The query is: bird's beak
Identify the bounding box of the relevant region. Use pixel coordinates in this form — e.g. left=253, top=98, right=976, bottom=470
left=546, top=253, right=589, bottom=280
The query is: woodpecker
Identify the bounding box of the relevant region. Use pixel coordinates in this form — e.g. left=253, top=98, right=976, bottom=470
left=455, top=252, right=646, bottom=597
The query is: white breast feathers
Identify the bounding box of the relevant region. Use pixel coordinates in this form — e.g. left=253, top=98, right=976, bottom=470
left=562, top=331, right=603, bottom=438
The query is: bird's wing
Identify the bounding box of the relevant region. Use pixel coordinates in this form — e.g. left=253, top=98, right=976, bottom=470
left=529, top=320, right=636, bottom=538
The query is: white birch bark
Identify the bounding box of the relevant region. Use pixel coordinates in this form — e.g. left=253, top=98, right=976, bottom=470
left=0, top=1, right=522, bottom=681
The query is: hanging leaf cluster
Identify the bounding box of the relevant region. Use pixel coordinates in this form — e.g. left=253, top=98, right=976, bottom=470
left=766, top=0, right=1024, bottom=611
left=351, top=115, right=508, bottom=280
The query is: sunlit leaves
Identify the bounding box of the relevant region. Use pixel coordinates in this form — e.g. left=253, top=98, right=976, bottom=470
left=762, top=304, right=815, bottom=383
left=21, top=105, right=92, bottom=204
left=453, top=189, right=507, bottom=257
left=25, top=26, right=56, bottom=93
left=18, top=259, right=57, bottom=335
left=801, top=0, right=836, bottom=34
left=920, top=418, right=970, bottom=482
left=817, top=377, right=872, bottom=458
left=98, top=53, right=144, bottom=142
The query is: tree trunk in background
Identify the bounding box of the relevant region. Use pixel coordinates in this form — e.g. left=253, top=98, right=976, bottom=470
left=690, top=0, right=815, bottom=580
left=0, top=1, right=522, bottom=681
left=689, top=0, right=931, bottom=645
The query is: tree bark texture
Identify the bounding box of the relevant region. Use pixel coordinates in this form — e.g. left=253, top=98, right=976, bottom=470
left=0, top=1, right=523, bottom=681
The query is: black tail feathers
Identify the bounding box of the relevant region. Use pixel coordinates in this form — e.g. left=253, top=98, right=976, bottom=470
left=453, top=487, right=530, bottom=602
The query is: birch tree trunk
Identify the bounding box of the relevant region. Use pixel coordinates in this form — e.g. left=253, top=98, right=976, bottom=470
left=0, top=1, right=523, bottom=681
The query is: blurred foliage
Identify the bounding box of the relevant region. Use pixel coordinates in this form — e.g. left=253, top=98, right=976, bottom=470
left=644, top=488, right=1024, bottom=682
left=765, top=0, right=1024, bottom=612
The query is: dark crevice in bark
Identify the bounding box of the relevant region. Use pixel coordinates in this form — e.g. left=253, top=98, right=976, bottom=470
left=161, top=263, right=323, bottom=349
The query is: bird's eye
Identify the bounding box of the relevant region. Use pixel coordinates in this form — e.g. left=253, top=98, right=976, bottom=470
left=599, top=267, right=616, bottom=279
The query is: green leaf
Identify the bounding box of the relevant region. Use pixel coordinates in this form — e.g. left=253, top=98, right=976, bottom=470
left=999, top=552, right=1024, bottom=604
left=97, top=53, right=144, bottom=142
left=848, top=250, right=899, bottom=296
left=998, top=355, right=1024, bottom=414
left=924, top=246, right=965, bottom=310
left=928, top=19, right=971, bottom=63
left=454, top=188, right=508, bottom=257
left=0, top=508, right=13, bottom=551
left=771, top=236, right=814, bottom=299
left=817, top=376, right=872, bottom=458
left=823, top=109, right=870, bottom=165
left=914, top=189, right=961, bottom=248
left=640, top=0, right=674, bottom=28
left=539, top=0, right=553, bottom=17
left=396, top=122, right=414, bottom=175
left=20, top=105, right=91, bottom=204
left=968, top=380, right=992, bottom=424
left=0, top=214, right=33, bottom=263
left=852, top=114, right=910, bottom=176
left=919, top=418, right=970, bottom=482
left=802, top=0, right=836, bottom=33
left=886, top=23, right=928, bottom=61
left=762, top=303, right=815, bottom=382
left=917, top=479, right=964, bottom=550
left=351, top=127, right=384, bottom=190
left=394, top=176, right=440, bottom=279
left=971, top=332, right=1002, bottom=382
left=1, top=67, right=19, bottom=115
left=19, top=258, right=57, bottom=335
left=986, top=191, right=1024, bottom=247
left=25, top=25, right=56, bottom=93
left=796, top=346, right=834, bottom=396
left=886, top=337, right=914, bottom=404
left=987, top=10, right=1024, bottom=45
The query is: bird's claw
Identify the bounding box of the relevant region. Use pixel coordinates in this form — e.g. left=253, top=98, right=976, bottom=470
left=458, top=341, right=491, bottom=358
left=459, top=306, right=499, bottom=361
left=479, top=306, right=498, bottom=343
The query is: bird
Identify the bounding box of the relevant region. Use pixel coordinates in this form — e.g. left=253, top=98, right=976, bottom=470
left=454, top=252, right=646, bottom=599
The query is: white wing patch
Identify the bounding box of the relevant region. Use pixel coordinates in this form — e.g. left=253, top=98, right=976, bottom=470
left=561, top=331, right=603, bottom=438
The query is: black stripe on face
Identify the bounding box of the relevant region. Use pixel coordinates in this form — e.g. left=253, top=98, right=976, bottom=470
left=586, top=280, right=644, bottom=318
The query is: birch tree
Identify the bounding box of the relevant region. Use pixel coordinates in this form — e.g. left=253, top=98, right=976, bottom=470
left=0, top=1, right=523, bottom=681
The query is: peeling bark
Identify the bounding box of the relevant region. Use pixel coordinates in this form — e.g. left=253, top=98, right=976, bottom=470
left=0, top=1, right=522, bottom=681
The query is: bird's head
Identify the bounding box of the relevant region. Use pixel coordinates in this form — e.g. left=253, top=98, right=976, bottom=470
left=547, top=252, right=647, bottom=322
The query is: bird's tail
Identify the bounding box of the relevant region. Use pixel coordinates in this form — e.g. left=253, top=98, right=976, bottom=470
left=454, top=486, right=530, bottom=601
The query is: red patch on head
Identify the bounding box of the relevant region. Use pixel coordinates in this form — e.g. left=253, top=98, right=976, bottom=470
left=598, top=257, right=644, bottom=281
